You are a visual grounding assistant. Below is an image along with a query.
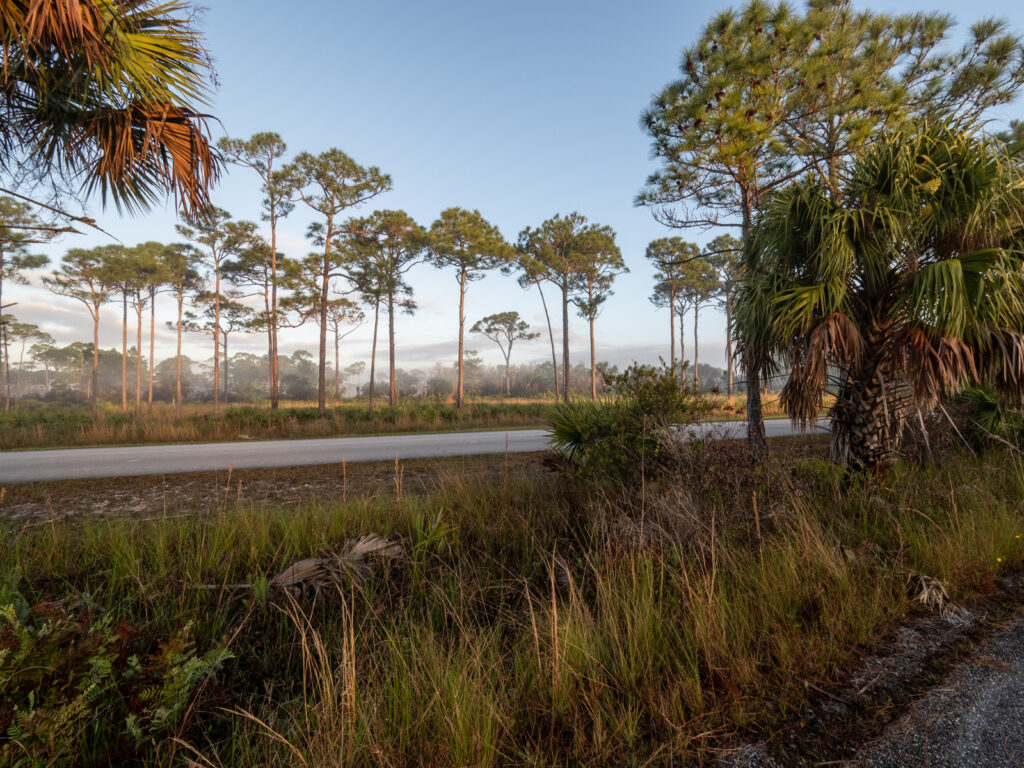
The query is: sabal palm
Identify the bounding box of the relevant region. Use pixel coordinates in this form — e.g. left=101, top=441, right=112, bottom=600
left=0, top=0, right=217, bottom=215
left=737, top=124, right=1024, bottom=468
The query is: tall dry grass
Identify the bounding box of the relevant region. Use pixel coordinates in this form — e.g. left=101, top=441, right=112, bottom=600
left=2, top=443, right=1021, bottom=765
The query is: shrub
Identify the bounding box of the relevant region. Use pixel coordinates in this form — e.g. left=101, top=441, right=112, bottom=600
left=546, top=363, right=710, bottom=483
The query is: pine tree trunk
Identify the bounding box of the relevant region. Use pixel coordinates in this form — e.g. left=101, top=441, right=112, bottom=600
left=135, top=298, right=143, bottom=416
left=176, top=285, right=183, bottom=418
left=368, top=297, right=380, bottom=415
left=561, top=280, right=570, bottom=402
left=317, top=248, right=330, bottom=417
left=726, top=295, right=733, bottom=399
left=213, top=268, right=221, bottom=416
left=388, top=293, right=396, bottom=406
left=91, top=311, right=100, bottom=420
left=589, top=314, right=597, bottom=400
left=121, top=294, right=128, bottom=412
left=669, top=286, right=677, bottom=379
left=334, top=326, right=340, bottom=402
left=693, top=301, right=700, bottom=392
left=457, top=269, right=466, bottom=408
left=148, top=290, right=155, bottom=412
left=678, top=304, right=686, bottom=379
left=223, top=333, right=229, bottom=404
left=535, top=280, right=558, bottom=398
left=741, top=204, right=767, bottom=463
left=17, top=338, right=25, bottom=399
left=270, top=214, right=280, bottom=410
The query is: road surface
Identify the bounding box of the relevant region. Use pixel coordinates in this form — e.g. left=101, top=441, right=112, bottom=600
left=0, top=419, right=823, bottom=483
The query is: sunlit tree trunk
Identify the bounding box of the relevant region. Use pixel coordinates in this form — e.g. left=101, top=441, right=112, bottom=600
left=693, top=301, right=700, bottom=391
left=741, top=205, right=767, bottom=463
left=135, top=293, right=143, bottom=416
left=388, top=293, right=396, bottom=406
left=534, top=279, right=558, bottom=398
left=669, top=285, right=677, bottom=379
left=148, top=289, right=156, bottom=412
left=368, top=296, right=380, bottom=415
left=121, top=294, right=128, bottom=412
left=213, top=268, right=221, bottom=415
left=456, top=268, right=466, bottom=408
left=175, top=280, right=184, bottom=417
left=560, top=279, right=570, bottom=402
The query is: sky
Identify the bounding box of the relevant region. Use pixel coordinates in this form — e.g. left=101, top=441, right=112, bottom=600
left=9, top=0, right=1024, bottom=377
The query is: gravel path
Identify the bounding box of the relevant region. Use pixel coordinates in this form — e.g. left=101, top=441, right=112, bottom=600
left=852, top=607, right=1024, bottom=768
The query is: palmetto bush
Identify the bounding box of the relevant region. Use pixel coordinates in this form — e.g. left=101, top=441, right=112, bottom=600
left=546, top=363, right=709, bottom=482
left=738, top=123, right=1024, bottom=468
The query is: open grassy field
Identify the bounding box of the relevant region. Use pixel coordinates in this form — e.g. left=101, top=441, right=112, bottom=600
left=0, top=394, right=796, bottom=451
left=2, top=436, right=1021, bottom=766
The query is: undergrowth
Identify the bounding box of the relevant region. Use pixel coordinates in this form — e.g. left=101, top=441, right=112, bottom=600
left=2, top=442, right=1022, bottom=766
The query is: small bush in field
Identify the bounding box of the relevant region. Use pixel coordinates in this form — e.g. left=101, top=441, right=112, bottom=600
left=546, top=363, right=710, bottom=483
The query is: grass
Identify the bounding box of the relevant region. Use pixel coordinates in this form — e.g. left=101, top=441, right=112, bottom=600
left=0, top=394, right=796, bottom=451
left=2, top=437, right=1022, bottom=766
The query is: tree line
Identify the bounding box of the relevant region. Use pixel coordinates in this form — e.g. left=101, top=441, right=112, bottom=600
left=2, top=157, right=637, bottom=418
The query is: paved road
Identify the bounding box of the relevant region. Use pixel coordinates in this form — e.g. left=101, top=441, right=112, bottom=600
left=852, top=607, right=1024, bottom=768
left=0, top=419, right=823, bottom=483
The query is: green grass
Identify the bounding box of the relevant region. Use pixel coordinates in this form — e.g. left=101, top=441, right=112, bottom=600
left=0, top=400, right=550, bottom=450
left=2, top=441, right=1022, bottom=766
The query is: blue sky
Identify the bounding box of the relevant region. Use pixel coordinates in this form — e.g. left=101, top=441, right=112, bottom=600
left=12, top=0, right=1024, bottom=375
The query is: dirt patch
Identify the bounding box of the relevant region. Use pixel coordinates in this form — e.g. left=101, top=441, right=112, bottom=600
left=0, top=453, right=547, bottom=525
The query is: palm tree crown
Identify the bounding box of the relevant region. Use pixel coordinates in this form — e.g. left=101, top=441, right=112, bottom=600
left=738, top=124, right=1024, bottom=467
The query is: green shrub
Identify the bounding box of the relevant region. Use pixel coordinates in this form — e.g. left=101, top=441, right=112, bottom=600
left=546, top=363, right=710, bottom=483
left=958, top=384, right=1024, bottom=445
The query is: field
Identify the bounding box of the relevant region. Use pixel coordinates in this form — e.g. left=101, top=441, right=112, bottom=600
left=2, top=435, right=1022, bottom=766
left=0, top=394, right=795, bottom=450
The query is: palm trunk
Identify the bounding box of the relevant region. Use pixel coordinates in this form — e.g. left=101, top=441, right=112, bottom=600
left=388, top=293, right=396, bottom=406
left=457, top=268, right=466, bottom=408
left=831, top=369, right=904, bottom=469
left=368, top=297, right=380, bottom=415
left=148, top=289, right=156, bottom=412
left=560, top=279, right=569, bottom=402
left=535, top=279, right=558, bottom=397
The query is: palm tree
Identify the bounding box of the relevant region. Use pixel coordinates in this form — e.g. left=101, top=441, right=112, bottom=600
left=737, top=124, right=1024, bottom=469
left=0, top=0, right=219, bottom=217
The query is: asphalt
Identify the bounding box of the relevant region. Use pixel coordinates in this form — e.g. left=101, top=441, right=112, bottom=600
left=0, top=418, right=821, bottom=482
left=851, top=607, right=1024, bottom=768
